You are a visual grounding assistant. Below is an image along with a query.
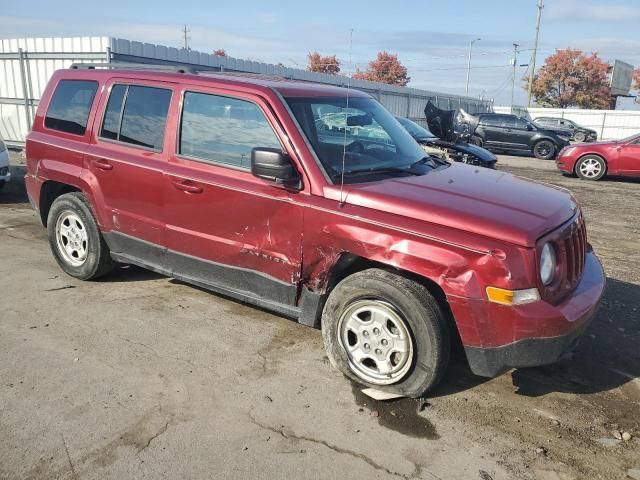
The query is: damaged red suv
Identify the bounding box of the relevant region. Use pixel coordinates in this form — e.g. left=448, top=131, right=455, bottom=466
left=25, top=67, right=605, bottom=397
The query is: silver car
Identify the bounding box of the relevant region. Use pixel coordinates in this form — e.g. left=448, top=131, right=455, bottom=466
left=0, top=138, right=10, bottom=189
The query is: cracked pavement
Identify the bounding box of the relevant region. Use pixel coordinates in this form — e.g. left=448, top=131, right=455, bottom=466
left=1, top=152, right=639, bottom=479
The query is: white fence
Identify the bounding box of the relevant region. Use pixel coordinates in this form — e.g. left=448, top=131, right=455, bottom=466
left=494, top=106, right=640, bottom=140
left=1, top=36, right=493, bottom=147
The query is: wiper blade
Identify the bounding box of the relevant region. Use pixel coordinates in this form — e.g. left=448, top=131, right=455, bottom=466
left=411, top=155, right=446, bottom=168
left=334, top=166, right=424, bottom=179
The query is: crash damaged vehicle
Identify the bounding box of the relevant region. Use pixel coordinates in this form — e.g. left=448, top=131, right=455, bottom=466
left=25, top=67, right=605, bottom=397
left=395, top=115, right=497, bottom=169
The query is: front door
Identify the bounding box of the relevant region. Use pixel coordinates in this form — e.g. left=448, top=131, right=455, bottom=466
left=86, top=80, right=174, bottom=248
left=162, top=87, right=304, bottom=309
left=617, top=137, right=640, bottom=176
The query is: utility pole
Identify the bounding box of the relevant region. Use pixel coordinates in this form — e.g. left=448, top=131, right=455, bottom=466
left=527, top=0, right=544, bottom=106
left=182, top=25, right=190, bottom=51
left=511, top=43, right=519, bottom=109
left=465, top=38, right=481, bottom=97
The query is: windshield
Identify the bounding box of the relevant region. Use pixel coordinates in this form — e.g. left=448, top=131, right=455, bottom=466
left=395, top=116, right=436, bottom=139
left=617, top=133, right=640, bottom=143
left=286, top=96, right=431, bottom=183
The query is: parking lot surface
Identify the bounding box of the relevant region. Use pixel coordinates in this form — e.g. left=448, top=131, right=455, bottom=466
left=1, top=151, right=639, bottom=480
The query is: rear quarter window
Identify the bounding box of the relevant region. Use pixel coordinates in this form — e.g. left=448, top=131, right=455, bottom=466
left=44, top=80, right=98, bottom=135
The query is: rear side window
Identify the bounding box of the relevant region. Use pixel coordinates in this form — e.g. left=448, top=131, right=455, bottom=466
left=99, top=84, right=172, bottom=151
left=179, top=92, right=281, bottom=169
left=45, top=80, right=98, bottom=135
left=480, top=115, right=502, bottom=127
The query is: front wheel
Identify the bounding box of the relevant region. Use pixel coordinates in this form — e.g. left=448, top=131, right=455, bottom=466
left=575, top=155, right=606, bottom=181
left=322, top=269, right=450, bottom=398
left=533, top=140, right=556, bottom=159
left=47, top=192, right=115, bottom=280
left=573, top=131, right=586, bottom=143
left=469, top=135, right=483, bottom=147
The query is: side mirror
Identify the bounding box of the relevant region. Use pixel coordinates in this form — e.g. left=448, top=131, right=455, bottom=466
left=526, top=124, right=533, bottom=131
left=251, top=148, right=300, bottom=188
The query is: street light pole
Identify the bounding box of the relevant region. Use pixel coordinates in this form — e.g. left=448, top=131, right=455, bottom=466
left=511, top=43, right=519, bottom=109
left=465, top=38, right=481, bottom=96
left=527, top=0, right=544, bottom=106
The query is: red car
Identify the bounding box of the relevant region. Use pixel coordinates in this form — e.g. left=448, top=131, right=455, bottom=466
left=25, top=66, right=605, bottom=397
left=556, top=133, right=640, bottom=180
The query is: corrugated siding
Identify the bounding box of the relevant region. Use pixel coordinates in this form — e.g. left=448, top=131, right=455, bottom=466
left=0, top=36, right=109, bottom=145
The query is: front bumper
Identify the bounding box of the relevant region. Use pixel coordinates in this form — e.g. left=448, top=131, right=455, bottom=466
left=451, top=250, right=605, bottom=377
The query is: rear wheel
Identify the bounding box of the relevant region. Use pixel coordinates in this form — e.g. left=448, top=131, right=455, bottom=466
left=533, top=140, right=556, bottom=159
left=575, top=155, right=606, bottom=181
left=47, top=192, right=115, bottom=280
left=322, top=269, right=450, bottom=398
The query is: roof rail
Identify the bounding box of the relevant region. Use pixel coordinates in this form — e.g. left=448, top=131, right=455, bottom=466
left=69, top=63, right=198, bottom=74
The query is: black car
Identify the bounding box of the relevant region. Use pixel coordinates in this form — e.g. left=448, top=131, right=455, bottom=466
left=395, top=116, right=497, bottom=168
left=533, top=117, right=597, bottom=143
left=468, top=113, right=571, bottom=160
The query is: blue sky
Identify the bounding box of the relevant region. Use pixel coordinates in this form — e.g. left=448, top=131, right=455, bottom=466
left=2, top=0, right=639, bottom=105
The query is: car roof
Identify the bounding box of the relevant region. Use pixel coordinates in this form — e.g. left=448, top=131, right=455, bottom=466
left=57, top=67, right=371, bottom=99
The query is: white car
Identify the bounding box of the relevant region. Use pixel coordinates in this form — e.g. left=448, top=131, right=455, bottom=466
left=0, top=138, right=10, bottom=189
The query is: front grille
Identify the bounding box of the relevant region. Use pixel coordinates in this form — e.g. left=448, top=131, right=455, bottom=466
left=559, top=216, right=587, bottom=291
left=541, top=214, right=587, bottom=304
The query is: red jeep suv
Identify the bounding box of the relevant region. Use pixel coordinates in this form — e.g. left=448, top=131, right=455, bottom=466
left=25, top=66, right=605, bottom=397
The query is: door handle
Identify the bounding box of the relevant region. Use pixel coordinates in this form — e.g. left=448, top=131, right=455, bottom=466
left=93, top=159, right=113, bottom=170
left=172, top=179, right=203, bottom=194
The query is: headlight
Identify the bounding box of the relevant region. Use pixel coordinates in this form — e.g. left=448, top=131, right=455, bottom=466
left=540, top=243, right=556, bottom=286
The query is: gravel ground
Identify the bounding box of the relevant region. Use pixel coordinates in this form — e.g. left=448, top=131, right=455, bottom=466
left=1, top=150, right=639, bottom=480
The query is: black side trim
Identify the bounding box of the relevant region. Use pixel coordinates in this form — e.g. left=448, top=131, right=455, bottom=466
left=464, top=315, right=593, bottom=377
left=104, top=231, right=301, bottom=319
left=298, top=287, right=324, bottom=328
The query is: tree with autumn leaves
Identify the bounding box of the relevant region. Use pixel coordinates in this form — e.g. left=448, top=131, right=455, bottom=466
left=353, top=51, right=410, bottom=87
left=307, top=50, right=410, bottom=86
left=529, top=48, right=610, bottom=109
left=307, top=52, right=341, bottom=74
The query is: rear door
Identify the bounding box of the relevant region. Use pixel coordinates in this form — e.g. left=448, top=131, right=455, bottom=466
left=86, top=80, right=174, bottom=249
left=162, top=86, right=304, bottom=309
left=476, top=115, right=504, bottom=146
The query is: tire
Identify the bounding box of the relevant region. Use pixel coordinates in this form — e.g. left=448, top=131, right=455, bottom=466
left=47, top=192, right=115, bottom=280
left=533, top=140, right=556, bottom=160
left=573, top=131, right=586, bottom=143
left=469, top=135, right=483, bottom=147
left=575, top=155, right=606, bottom=181
left=322, top=269, right=450, bottom=398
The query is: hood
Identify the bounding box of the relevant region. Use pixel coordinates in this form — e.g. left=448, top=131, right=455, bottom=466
left=326, top=163, right=577, bottom=247
left=425, top=101, right=457, bottom=141
left=425, top=101, right=479, bottom=142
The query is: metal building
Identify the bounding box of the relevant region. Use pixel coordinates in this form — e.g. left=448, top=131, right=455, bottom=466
left=0, top=36, right=494, bottom=147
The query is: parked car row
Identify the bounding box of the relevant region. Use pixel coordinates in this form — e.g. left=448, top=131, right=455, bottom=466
left=22, top=65, right=605, bottom=397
